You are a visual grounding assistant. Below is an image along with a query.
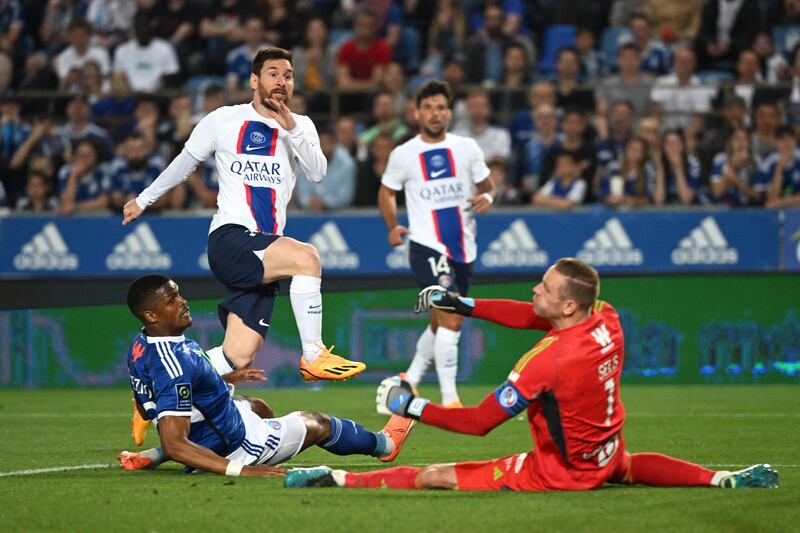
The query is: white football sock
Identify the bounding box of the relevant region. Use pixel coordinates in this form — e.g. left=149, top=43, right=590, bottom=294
left=711, top=470, right=732, bottom=487
left=290, top=275, right=324, bottom=362
left=206, top=346, right=237, bottom=375
left=434, top=326, right=461, bottom=405
left=405, top=326, right=435, bottom=388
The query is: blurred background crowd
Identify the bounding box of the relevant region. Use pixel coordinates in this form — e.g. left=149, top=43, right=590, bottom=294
left=1, top=0, right=800, bottom=215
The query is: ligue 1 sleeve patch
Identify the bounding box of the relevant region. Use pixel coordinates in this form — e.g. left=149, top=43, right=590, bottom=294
left=493, top=381, right=531, bottom=416
left=175, top=383, right=192, bottom=410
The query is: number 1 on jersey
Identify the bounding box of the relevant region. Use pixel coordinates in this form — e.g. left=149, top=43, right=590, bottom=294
left=604, top=378, right=615, bottom=426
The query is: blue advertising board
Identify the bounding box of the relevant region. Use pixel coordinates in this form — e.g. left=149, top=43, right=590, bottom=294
left=0, top=209, right=785, bottom=277
left=783, top=209, right=800, bottom=271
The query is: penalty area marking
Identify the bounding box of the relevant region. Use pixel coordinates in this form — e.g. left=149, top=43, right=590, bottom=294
left=0, top=463, right=114, bottom=478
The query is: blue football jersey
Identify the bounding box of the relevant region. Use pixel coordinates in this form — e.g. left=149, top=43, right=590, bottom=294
left=126, top=331, right=245, bottom=456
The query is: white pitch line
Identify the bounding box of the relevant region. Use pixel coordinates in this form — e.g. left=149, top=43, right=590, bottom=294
left=0, top=463, right=113, bottom=478
left=0, top=413, right=125, bottom=418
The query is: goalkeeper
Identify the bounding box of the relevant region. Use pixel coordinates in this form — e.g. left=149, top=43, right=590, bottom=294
left=285, top=258, right=778, bottom=491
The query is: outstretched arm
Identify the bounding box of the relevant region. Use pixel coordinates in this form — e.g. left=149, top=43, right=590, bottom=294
left=158, top=416, right=284, bottom=477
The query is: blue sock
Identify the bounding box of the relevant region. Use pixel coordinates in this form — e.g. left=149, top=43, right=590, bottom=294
left=319, top=417, right=387, bottom=457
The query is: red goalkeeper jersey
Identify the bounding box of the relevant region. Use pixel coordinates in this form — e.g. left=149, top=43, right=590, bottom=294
left=421, top=298, right=626, bottom=477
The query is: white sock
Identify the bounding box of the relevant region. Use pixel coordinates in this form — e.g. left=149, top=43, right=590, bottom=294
left=290, top=275, right=324, bottom=362
left=206, top=346, right=237, bottom=375
left=330, top=469, right=347, bottom=487
left=711, top=470, right=732, bottom=487
left=434, top=326, right=461, bottom=405
left=405, top=326, right=435, bottom=388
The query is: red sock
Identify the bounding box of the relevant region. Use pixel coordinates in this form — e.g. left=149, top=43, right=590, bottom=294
left=344, top=466, right=422, bottom=489
left=629, top=453, right=714, bottom=486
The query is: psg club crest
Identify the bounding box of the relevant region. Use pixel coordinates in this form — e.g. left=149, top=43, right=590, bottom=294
left=236, top=121, right=278, bottom=156
left=420, top=148, right=455, bottom=180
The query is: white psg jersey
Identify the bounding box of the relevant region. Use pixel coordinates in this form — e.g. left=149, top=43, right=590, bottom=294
left=382, top=133, right=490, bottom=263
left=184, top=103, right=325, bottom=235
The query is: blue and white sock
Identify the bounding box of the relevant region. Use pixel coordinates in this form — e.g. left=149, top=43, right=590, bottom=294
left=318, top=417, right=391, bottom=458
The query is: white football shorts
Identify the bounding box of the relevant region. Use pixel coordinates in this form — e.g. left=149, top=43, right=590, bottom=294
left=226, top=397, right=307, bottom=466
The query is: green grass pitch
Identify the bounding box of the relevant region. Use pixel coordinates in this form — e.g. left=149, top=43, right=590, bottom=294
left=0, top=385, right=797, bottom=532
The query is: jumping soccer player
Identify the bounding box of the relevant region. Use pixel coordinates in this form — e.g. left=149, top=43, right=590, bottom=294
left=378, top=80, right=495, bottom=407
left=119, top=275, right=413, bottom=475
left=285, top=258, right=778, bottom=491
left=121, top=47, right=365, bottom=445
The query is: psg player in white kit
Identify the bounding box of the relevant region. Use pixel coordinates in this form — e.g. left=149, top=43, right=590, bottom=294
left=121, top=48, right=366, bottom=444
left=378, top=81, right=495, bottom=406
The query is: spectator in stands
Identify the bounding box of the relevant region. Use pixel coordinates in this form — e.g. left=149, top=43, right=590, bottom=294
left=0, top=0, right=25, bottom=57
left=650, top=48, right=715, bottom=131
left=520, top=103, right=559, bottom=195
left=698, top=93, right=748, bottom=178
left=85, top=0, right=136, bottom=50
left=57, top=137, right=110, bottom=215
left=575, top=27, right=607, bottom=85
left=646, top=0, right=703, bottom=47
left=608, top=0, right=648, bottom=28
left=91, top=72, right=136, bottom=140
left=489, top=159, right=524, bottom=205
left=181, top=161, right=219, bottom=209
left=599, top=136, right=656, bottom=207
left=382, top=62, right=408, bottom=116
left=501, top=42, right=533, bottom=89
left=463, top=2, right=524, bottom=85
left=80, top=61, right=106, bottom=103
left=199, top=0, right=252, bottom=74
left=532, top=151, right=588, bottom=210
left=18, top=52, right=58, bottom=91
left=383, top=1, right=420, bottom=73
left=39, top=0, right=84, bottom=56
left=129, top=96, right=163, bottom=153
left=454, top=88, right=512, bottom=168
left=752, top=31, right=790, bottom=83
left=709, top=127, right=763, bottom=206
left=628, top=13, right=672, bottom=76
left=157, top=90, right=193, bottom=159
left=752, top=100, right=781, bottom=165
left=655, top=129, right=703, bottom=205
left=108, top=132, right=166, bottom=211
left=1, top=91, right=29, bottom=200
left=59, top=93, right=113, bottom=162
left=335, top=115, right=366, bottom=162
left=192, top=84, right=225, bottom=125
left=359, top=90, right=409, bottom=147
left=113, top=14, right=181, bottom=93
left=296, top=127, right=356, bottom=211
left=8, top=116, right=60, bottom=191
left=226, top=16, right=272, bottom=101
left=14, top=170, right=58, bottom=212
left=427, top=0, right=467, bottom=64
left=695, top=0, right=761, bottom=70
left=728, top=50, right=763, bottom=110
left=55, top=20, right=111, bottom=89
left=263, top=0, right=301, bottom=50
left=595, top=100, right=636, bottom=175
left=596, top=43, right=653, bottom=118
left=553, top=47, right=595, bottom=114
left=151, top=0, right=197, bottom=75
left=337, top=10, right=392, bottom=91
left=292, top=17, right=337, bottom=93
left=355, top=131, right=394, bottom=207
left=765, top=125, right=800, bottom=207
left=0, top=50, right=12, bottom=94
left=541, top=108, right=596, bottom=186
left=508, top=81, right=557, bottom=153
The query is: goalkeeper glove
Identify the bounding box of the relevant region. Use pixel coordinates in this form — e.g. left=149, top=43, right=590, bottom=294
left=376, top=376, right=429, bottom=419
left=414, top=285, right=475, bottom=316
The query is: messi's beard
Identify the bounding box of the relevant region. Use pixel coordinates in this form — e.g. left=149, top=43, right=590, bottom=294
left=257, top=85, right=290, bottom=108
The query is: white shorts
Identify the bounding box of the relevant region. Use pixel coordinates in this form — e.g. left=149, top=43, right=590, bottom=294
left=226, top=398, right=307, bottom=466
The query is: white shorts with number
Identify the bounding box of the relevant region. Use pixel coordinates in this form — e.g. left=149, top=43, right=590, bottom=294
left=226, top=398, right=307, bottom=466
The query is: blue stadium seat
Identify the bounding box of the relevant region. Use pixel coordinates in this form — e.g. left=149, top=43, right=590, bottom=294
left=537, top=25, right=576, bottom=74
left=600, top=26, right=632, bottom=71
left=772, top=24, right=800, bottom=55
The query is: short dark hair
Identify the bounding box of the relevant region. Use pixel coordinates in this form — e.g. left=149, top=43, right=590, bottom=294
left=127, top=274, right=171, bottom=321
left=556, top=46, right=579, bottom=62
left=554, top=258, right=599, bottom=311
left=777, top=125, right=796, bottom=139
left=555, top=149, right=578, bottom=164
left=414, top=80, right=453, bottom=109
left=68, top=19, right=92, bottom=32
left=619, top=42, right=641, bottom=55
left=629, top=13, right=652, bottom=26
left=252, top=47, right=293, bottom=75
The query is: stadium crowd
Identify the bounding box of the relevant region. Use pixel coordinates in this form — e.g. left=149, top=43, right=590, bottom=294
left=1, top=0, right=800, bottom=214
